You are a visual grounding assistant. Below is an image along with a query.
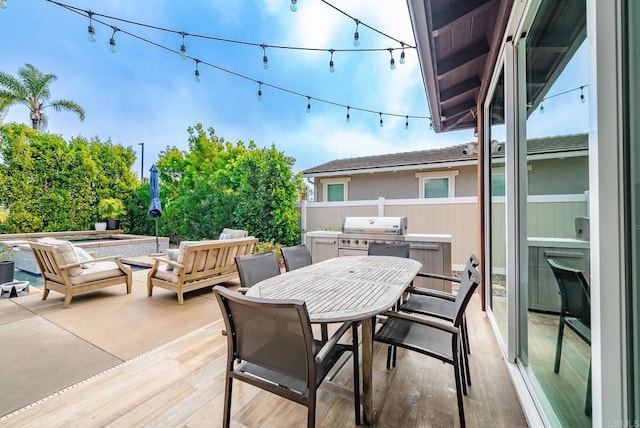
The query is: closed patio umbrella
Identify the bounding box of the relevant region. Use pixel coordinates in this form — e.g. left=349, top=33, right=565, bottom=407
left=148, top=164, right=162, bottom=254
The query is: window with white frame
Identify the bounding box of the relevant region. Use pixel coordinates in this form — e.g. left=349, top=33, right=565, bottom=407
left=321, top=178, right=350, bottom=202
left=415, top=171, right=458, bottom=198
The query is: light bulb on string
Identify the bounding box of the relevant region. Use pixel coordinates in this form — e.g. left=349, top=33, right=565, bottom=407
left=261, top=44, right=269, bottom=69
left=0, top=0, right=7, bottom=9
left=580, top=86, right=586, bottom=104
left=109, top=26, right=119, bottom=53
left=379, top=113, right=384, bottom=127
left=429, top=120, right=433, bottom=130
left=539, top=102, right=544, bottom=114
left=290, top=0, right=297, bottom=12
left=400, top=44, right=406, bottom=64
left=353, top=19, right=360, bottom=46
left=388, top=49, right=395, bottom=70
left=87, top=11, right=96, bottom=42
left=306, top=97, right=311, bottom=113
left=346, top=107, right=351, bottom=123
left=180, top=32, right=187, bottom=60
left=194, top=60, right=200, bottom=82
left=405, top=116, right=409, bottom=129
left=257, top=81, right=263, bottom=101
left=329, top=49, right=335, bottom=73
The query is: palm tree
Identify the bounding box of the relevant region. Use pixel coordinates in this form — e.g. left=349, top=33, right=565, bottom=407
left=0, top=63, right=85, bottom=131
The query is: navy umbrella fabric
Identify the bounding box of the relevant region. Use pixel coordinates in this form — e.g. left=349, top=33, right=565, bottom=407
left=148, top=164, right=162, bottom=253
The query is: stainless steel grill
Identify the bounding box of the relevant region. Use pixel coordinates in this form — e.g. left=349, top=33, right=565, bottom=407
left=339, top=217, right=407, bottom=254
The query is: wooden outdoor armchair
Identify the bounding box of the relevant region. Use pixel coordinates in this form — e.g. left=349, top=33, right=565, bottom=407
left=30, top=241, right=132, bottom=308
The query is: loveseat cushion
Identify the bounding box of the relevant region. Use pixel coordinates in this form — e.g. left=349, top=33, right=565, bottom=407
left=69, top=261, right=126, bottom=285
left=154, top=265, right=179, bottom=283
left=221, top=228, right=248, bottom=239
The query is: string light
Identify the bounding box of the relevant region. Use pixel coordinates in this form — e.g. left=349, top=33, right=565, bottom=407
left=580, top=86, right=586, bottom=103
left=0, top=0, right=7, bottom=9
left=329, top=49, right=335, bottom=73
left=40, top=0, right=432, bottom=128
left=87, top=11, right=96, bottom=42
left=261, top=44, right=269, bottom=69
left=379, top=113, right=384, bottom=127
left=180, top=32, right=187, bottom=60
left=405, top=116, right=409, bottom=129
left=346, top=106, right=350, bottom=123
left=400, top=43, right=406, bottom=64
left=539, top=102, right=544, bottom=114
left=257, top=81, right=263, bottom=101
left=194, top=59, right=200, bottom=82
left=353, top=19, right=360, bottom=46
left=290, top=0, right=297, bottom=12
left=388, top=48, right=395, bottom=70
left=109, top=26, right=118, bottom=53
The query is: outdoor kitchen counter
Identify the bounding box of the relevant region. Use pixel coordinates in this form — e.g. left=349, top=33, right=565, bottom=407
left=404, top=233, right=452, bottom=242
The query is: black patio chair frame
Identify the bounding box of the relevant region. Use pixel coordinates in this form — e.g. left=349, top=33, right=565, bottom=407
left=213, top=285, right=361, bottom=427
left=373, top=265, right=482, bottom=428
left=548, top=258, right=592, bottom=417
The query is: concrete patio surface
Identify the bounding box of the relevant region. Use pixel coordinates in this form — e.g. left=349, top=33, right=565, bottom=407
left=0, top=268, right=231, bottom=417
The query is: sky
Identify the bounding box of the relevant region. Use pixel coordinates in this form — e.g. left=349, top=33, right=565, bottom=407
left=0, top=0, right=588, bottom=177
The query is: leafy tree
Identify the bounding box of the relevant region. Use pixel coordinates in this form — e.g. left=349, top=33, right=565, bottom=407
left=0, top=63, right=85, bottom=131
left=0, top=123, right=137, bottom=233
left=156, top=124, right=304, bottom=245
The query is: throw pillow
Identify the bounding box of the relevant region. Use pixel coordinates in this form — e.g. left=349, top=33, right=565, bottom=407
left=38, top=238, right=82, bottom=277
left=73, top=246, right=95, bottom=269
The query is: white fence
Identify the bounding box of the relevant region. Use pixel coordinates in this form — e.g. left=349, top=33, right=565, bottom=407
left=298, top=194, right=588, bottom=267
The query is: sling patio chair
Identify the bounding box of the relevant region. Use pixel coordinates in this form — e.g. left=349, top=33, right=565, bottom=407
left=374, top=264, right=482, bottom=428
left=397, top=254, right=481, bottom=377
left=213, top=285, right=361, bottom=427
left=281, top=244, right=313, bottom=272
left=548, top=258, right=592, bottom=416
left=234, top=251, right=281, bottom=294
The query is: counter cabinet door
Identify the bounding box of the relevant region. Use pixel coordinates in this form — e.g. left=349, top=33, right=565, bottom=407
left=308, top=238, right=339, bottom=263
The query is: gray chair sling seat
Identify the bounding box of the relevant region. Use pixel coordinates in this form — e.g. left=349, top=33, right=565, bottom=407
left=281, top=244, right=313, bottom=272
left=401, top=255, right=481, bottom=343
left=234, top=251, right=281, bottom=294
left=367, top=241, right=410, bottom=258
left=213, top=286, right=361, bottom=428
left=373, top=265, right=482, bottom=428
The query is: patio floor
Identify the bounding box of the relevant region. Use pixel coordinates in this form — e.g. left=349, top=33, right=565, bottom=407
left=0, top=269, right=528, bottom=427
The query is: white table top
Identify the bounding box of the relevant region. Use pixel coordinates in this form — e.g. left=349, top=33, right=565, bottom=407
left=246, top=256, right=422, bottom=323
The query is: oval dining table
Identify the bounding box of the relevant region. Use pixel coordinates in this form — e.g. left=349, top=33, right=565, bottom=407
left=246, top=255, right=422, bottom=425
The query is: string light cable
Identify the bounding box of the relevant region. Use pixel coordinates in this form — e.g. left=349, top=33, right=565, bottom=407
left=34, top=0, right=430, bottom=126
left=42, top=0, right=415, bottom=68
left=529, top=85, right=590, bottom=113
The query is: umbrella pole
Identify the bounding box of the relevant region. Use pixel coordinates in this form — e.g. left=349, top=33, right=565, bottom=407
left=155, top=217, right=159, bottom=253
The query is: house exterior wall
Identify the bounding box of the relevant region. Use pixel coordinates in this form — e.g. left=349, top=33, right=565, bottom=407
left=311, top=157, right=586, bottom=202
left=528, top=155, right=589, bottom=195
left=313, top=165, right=479, bottom=201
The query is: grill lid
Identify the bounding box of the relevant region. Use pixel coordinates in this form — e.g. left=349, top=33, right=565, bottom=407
left=342, top=216, right=407, bottom=235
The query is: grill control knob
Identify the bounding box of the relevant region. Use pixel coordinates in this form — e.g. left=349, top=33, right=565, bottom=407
left=354, top=240, right=359, bottom=245
left=363, top=240, right=368, bottom=245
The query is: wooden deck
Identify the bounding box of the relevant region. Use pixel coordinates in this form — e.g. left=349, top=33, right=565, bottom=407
left=1, top=293, right=527, bottom=427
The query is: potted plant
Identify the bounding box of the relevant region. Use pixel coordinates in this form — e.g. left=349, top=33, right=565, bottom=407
left=97, top=198, right=126, bottom=230
left=0, top=245, right=14, bottom=285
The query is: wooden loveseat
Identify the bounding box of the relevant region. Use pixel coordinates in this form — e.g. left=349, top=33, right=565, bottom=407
left=147, top=236, right=259, bottom=304
left=30, top=241, right=132, bottom=308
